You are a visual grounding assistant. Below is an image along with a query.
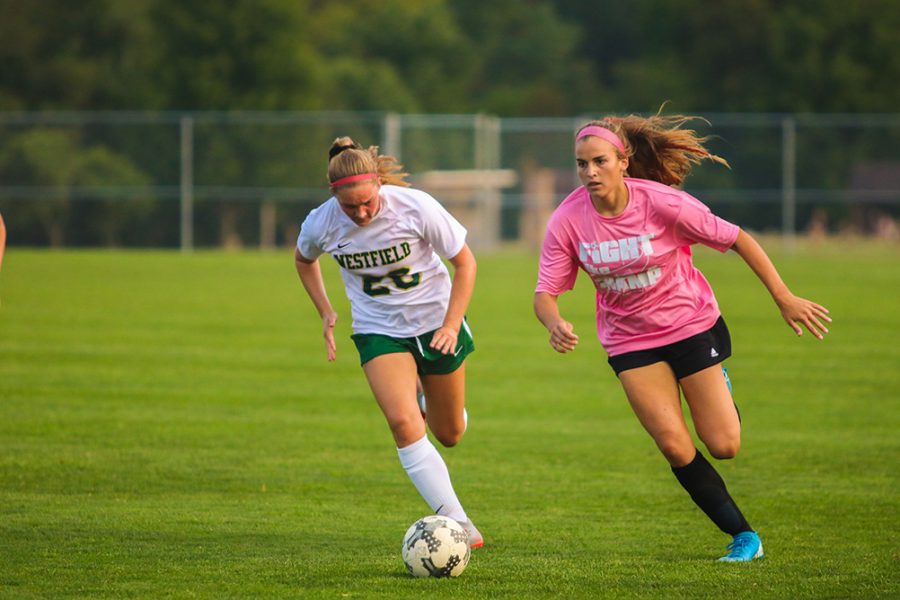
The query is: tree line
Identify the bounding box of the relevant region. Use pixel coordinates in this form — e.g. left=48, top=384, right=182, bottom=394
left=1, top=0, right=898, bottom=247
left=2, top=0, right=898, bottom=115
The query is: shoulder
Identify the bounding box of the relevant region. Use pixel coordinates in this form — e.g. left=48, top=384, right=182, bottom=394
left=553, top=186, right=589, bottom=216
left=382, top=184, right=431, bottom=201
left=382, top=185, right=441, bottom=211
left=300, top=198, right=339, bottom=233
left=560, top=185, right=589, bottom=208
left=547, top=187, right=588, bottom=229
left=625, top=177, right=686, bottom=201
left=625, top=177, right=699, bottom=217
left=382, top=185, right=460, bottom=231
left=308, top=197, right=340, bottom=219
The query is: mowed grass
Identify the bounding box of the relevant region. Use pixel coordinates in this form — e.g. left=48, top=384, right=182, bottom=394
left=0, top=240, right=897, bottom=599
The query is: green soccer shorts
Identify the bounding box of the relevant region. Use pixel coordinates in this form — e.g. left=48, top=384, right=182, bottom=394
left=351, top=320, right=475, bottom=375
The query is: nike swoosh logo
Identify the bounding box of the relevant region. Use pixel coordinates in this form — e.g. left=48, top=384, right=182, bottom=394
left=337, top=241, right=351, bottom=249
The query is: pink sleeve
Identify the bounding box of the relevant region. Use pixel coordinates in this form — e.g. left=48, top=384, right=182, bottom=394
left=536, top=224, right=579, bottom=295
left=671, top=193, right=740, bottom=252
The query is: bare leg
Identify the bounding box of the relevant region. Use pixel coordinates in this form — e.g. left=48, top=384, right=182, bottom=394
left=362, top=352, right=424, bottom=448
left=618, top=362, right=695, bottom=467
left=421, top=363, right=467, bottom=448
left=619, top=362, right=752, bottom=538
left=363, top=352, right=472, bottom=528
left=680, top=365, right=741, bottom=459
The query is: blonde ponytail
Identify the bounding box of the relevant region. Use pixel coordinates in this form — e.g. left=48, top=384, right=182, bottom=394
left=327, top=137, right=410, bottom=188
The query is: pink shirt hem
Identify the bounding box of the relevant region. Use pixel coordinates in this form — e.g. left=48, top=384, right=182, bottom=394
left=536, top=178, right=739, bottom=356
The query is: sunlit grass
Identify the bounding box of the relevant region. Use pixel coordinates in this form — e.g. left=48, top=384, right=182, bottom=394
left=1, top=241, right=897, bottom=598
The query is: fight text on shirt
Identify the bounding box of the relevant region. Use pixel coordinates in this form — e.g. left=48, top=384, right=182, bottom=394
left=578, top=234, right=661, bottom=292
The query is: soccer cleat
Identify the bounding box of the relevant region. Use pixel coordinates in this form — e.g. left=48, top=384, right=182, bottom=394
left=718, top=531, right=764, bottom=562
left=459, top=519, right=484, bottom=548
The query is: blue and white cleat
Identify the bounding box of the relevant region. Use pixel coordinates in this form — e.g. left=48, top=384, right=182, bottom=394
left=718, top=531, right=764, bottom=562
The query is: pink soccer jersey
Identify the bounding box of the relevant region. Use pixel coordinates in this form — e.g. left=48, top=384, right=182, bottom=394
left=536, top=177, right=740, bottom=356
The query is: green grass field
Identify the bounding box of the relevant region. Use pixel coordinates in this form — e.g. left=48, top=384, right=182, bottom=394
left=1, top=241, right=898, bottom=599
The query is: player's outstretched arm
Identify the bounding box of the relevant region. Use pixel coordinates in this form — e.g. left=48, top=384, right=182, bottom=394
left=0, top=212, right=6, bottom=272
left=534, top=291, right=579, bottom=353
left=731, top=229, right=831, bottom=339
left=430, top=244, right=477, bottom=355
left=294, top=247, right=339, bottom=361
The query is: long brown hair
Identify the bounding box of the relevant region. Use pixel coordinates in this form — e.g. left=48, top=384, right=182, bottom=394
left=327, top=137, right=410, bottom=188
left=578, top=107, right=729, bottom=187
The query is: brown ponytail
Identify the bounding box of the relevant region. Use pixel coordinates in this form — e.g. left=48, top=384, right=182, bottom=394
left=580, top=107, right=729, bottom=187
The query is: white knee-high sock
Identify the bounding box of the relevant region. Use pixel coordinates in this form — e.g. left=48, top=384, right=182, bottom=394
left=397, top=435, right=468, bottom=523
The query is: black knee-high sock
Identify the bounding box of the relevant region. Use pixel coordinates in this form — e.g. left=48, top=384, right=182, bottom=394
left=671, top=449, right=752, bottom=536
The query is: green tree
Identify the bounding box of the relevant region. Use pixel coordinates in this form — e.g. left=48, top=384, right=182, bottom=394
left=555, top=0, right=900, bottom=113
left=765, top=1, right=900, bottom=111
left=449, top=0, right=598, bottom=115
left=145, top=0, right=324, bottom=110
left=0, top=129, right=149, bottom=245
left=0, top=0, right=158, bottom=109
left=68, top=146, right=152, bottom=246
left=309, top=0, right=474, bottom=112
left=0, top=130, right=75, bottom=244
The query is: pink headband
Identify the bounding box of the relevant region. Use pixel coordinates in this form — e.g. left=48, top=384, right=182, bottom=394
left=576, top=125, right=626, bottom=155
left=330, top=173, right=378, bottom=188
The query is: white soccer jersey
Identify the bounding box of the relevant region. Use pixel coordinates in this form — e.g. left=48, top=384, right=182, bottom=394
left=297, top=185, right=467, bottom=337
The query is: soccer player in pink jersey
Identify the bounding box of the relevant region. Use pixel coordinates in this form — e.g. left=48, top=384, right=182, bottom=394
left=534, top=111, right=831, bottom=562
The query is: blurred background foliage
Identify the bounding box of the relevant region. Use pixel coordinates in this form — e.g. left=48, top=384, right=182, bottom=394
left=0, top=0, right=898, bottom=248
left=2, top=0, right=898, bottom=115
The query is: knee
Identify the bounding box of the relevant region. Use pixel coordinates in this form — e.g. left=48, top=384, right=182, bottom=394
left=432, top=425, right=464, bottom=448
left=430, top=414, right=467, bottom=447
left=706, top=436, right=741, bottom=460
left=655, top=432, right=696, bottom=467
left=388, top=414, right=426, bottom=448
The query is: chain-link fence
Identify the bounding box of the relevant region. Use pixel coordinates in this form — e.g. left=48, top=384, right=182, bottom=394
left=1, top=111, right=898, bottom=249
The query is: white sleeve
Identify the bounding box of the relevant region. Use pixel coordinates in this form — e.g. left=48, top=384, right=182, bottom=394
left=296, top=208, right=326, bottom=260
left=417, top=193, right=467, bottom=259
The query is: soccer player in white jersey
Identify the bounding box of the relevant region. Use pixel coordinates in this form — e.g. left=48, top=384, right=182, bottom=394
left=294, top=137, right=483, bottom=548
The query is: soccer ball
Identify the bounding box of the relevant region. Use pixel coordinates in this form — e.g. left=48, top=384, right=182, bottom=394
left=401, top=515, right=470, bottom=578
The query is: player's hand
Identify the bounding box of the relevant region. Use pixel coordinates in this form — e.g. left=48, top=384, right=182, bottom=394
left=322, top=311, right=338, bottom=361
left=429, top=326, right=458, bottom=355
left=548, top=319, right=579, bottom=353
left=777, top=294, right=831, bottom=340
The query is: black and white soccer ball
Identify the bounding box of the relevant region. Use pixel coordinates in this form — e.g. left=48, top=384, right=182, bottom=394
left=401, top=515, right=470, bottom=578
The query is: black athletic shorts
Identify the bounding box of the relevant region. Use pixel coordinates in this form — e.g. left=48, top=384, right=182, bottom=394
left=607, top=316, right=732, bottom=379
